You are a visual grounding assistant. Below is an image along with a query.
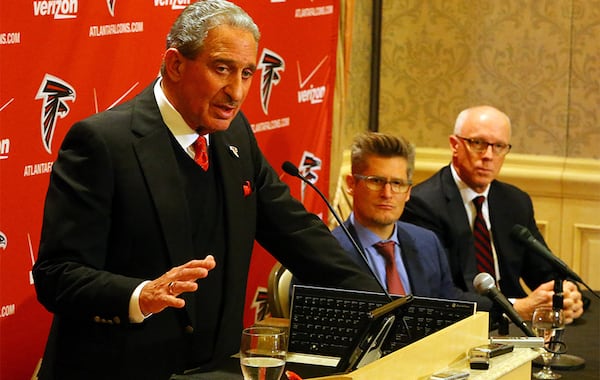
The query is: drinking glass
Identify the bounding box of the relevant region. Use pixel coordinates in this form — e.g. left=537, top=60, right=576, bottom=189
left=532, top=307, right=565, bottom=379
left=240, top=326, right=287, bottom=380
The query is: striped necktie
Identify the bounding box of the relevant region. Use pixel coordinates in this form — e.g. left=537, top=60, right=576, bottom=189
left=473, top=196, right=495, bottom=277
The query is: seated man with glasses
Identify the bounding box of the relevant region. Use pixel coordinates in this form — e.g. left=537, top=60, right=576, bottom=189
left=401, top=105, right=584, bottom=325
left=331, top=132, right=473, bottom=300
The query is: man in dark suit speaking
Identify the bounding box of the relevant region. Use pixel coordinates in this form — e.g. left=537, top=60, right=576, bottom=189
left=401, top=105, right=583, bottom=325
left=32, top=2, right=379, bottom=379
left=332, top=132, right=470, bottom=301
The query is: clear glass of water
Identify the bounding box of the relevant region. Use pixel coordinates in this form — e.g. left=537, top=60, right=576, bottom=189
left=532, top=306, right=565, bottom=379
left=240, top=326, right=287, bottom=380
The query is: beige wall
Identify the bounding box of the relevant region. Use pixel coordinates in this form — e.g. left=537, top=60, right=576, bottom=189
left=333, top=0, right=600, bottom=180
left=380, top=0, right=599, bottom=157
left=332, top=0, right=600, bottom=288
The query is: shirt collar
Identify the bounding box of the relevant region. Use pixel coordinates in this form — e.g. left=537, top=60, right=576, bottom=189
left=153, top=79, right=209, bottom=150
left=349, top=213, right=399, bottom=247
left=450, top=163, right=490, bottom=204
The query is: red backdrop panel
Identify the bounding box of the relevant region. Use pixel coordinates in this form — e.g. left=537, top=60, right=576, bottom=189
left=0, top=1, right=338, bottom=378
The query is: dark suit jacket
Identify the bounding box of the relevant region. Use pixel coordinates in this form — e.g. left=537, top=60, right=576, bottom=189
left=401, top=165, right=557, bottom=312
left=32, top=82, right=379, bottom=380
left=333, top=219, right=470, bottom=301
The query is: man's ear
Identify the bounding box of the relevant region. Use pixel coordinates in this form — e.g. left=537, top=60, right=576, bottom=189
left=449, top=135, right=459, bottom=153
left=404, top=186, right=411, bottom=202
left=345, top=174, right=355, bottom=194
left=163, top=48, right=185, bottom=81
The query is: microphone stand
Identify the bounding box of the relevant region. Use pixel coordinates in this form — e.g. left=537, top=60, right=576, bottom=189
left=533, top=277, right=586, bottom=371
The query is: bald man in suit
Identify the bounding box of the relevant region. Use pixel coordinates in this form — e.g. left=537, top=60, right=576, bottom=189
left=401, top=105, right=583, bottom=326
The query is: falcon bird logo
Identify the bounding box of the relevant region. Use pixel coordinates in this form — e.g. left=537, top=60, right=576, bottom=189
left=35, top=74, right=76, bottom=154
left=106, top=0, right=116, bottom=16
left=299, top=152, right=322, bottom=203
left=251, top=287, right=269, bottom=322
left=0, top=231, right=6, bottom=250
left=258, top=48, right=284, bottom=115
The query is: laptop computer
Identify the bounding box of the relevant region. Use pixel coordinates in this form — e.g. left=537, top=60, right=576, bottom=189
left=286, top=285, right=476, bottom=368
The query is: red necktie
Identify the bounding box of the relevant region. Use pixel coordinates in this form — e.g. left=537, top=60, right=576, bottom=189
left=373, top=241, right=405, bottom=295
left=193, top=135, right=209, bottom=171
left=473, top=196, right=495, bottom=277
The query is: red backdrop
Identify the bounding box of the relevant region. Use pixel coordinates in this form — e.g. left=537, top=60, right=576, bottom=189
left=0, top=1, right=339, bottom=378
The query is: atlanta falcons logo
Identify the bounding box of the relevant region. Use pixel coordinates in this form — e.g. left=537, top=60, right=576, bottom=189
left=251, top=287, right=270, bottom=322
left=35, top=74, right=76, bottom=154
left=0, top=231, right=6, bottom=250
left=299, top=152, right=322, bottom=203
left=106, top=0, right=116, bottom=16
left=258, top=48, right=284, bottom=115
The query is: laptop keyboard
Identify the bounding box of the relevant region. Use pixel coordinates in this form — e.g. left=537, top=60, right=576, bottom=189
left=288, top=285, right=476, bottom=358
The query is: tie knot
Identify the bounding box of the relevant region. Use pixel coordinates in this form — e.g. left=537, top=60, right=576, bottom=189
left=194, top=135, right=207, bottom=151
left=473, top=195, right=485, bottom=210
left=373, top=241, right=395, bottom=261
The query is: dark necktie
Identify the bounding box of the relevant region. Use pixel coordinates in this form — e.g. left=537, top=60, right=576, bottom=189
left=193, top=135, right=209, bottom=171
left=373, top=241, right=405, bottom=295
left=473, top=196, right=495, bottom=277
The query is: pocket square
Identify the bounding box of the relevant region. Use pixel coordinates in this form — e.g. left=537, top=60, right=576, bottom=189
left=243, top=180, right=252, bottom=197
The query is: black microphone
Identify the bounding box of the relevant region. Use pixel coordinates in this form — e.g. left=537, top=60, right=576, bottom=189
left=510, top=224, right=583, bottom=283
left=473, top=272, right=536, bottom=337
left=282, top=161, right=392, bottom=301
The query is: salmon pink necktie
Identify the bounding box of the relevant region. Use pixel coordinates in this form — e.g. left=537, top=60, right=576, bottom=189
left=373, top=241, right=405, bottom=295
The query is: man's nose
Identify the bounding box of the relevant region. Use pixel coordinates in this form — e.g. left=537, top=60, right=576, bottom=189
left=224, top=76, right=245, bottom=101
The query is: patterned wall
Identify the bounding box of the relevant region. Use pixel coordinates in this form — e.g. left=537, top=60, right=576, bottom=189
left=378, top=0, right=599, bottom=158
left=333, top=0, right=600, bottom=183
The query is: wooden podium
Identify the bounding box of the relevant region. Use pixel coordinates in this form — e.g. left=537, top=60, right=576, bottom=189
left=309, top=312, right=539, bottom=380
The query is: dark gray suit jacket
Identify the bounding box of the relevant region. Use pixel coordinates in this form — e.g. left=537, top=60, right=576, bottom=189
left=402, top=165, right=557, bottom=311
left=333, top=219, right=472, bottom=301
left=33, top=81, right=379, bottom=380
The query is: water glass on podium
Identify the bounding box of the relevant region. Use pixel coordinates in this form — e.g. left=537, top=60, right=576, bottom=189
left=240, top=326, right=287, bottom=380
left=532, top=306, right=565, bottom=379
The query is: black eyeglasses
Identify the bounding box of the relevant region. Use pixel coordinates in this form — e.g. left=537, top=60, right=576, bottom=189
left=456, top=135, right=512, bottom=156
left=353, top=174, right=412, bottom=193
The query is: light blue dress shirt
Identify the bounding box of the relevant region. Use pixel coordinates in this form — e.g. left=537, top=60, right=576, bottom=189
left=349, top=213, right=412, bottom=295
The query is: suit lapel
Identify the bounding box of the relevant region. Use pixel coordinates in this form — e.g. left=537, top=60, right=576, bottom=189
left=208, top=125, right=261, bottom=358
left=130, top=84, right=197, bottom=323
left=487, top=182, right=509, bottom=278
left=395, top=224, right=423, bottom=294
left=344, top=222, right=371, bottom=272
left=211, top=132, right=249, bottom=252
left=134, top=128, right=194, bottom=266
left=131, top=84, right=195, bottom=267
left=440, top=166, right=478, bottom=290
